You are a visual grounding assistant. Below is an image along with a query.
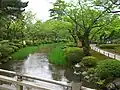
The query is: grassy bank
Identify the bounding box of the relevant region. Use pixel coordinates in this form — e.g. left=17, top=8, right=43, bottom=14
left=11, top=44, right=56, bottom=60
left=48, top=44, right=67, bottom=66
left=91, top=50, right=110, bottom=60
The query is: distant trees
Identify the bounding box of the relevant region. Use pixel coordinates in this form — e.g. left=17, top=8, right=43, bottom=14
left=26, top=20, right=72, bottom=43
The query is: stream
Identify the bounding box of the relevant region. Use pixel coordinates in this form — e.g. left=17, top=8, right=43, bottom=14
left=0, top=53, right=97, bottom=90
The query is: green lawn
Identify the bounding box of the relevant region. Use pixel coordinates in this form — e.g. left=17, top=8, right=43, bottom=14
left=91, top=50, right=110, bottom=60
left=11, top=46, right=40, bottom=60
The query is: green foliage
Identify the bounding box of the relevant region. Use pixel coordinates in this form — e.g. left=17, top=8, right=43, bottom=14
left=99, top=44, right=120, bottom=49
left=87, top=60, right=120, bottom=87
left=0, top=44, right=14, bottom=59
left=64, top=47, right=84, bottom=65
left=95, top=60, right=120, bottom=80
left=65, top=42, right=76, bottom=47
left=48, top=44, right=67, bottom=66
left=81, top=56, right=98, bottom=68
left=11, top=44, right=55, bottom=60
left=11, top=46, right=39, bottom=60
left=1, top=0, right=28, bottom=18
left=0, top=40, right=25, bottom=61
left=10, top=46, right=19, bottom=51
left=25, top=40, right=33, bottom=46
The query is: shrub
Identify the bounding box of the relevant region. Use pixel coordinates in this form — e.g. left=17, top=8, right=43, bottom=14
left=81, top=56, right=98, bottom=68
left=0, top=45, right=14, bottom=58
left=0, top=40, right=9, bottom=44
left=25, top=40, right=33, bottom=46
left=12, top=39, right=20, bottom=43
left=10, top=46, right=19, bottom=51
left=13, top=43, right=23, bottom=48
left=95, top=60, right=120, bottom=80
left=99, top=44, right=120, bottom=49
left=65, top=47, right=84, bottom=65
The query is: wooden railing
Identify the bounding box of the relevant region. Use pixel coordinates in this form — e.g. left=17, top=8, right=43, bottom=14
left=90, top=44, right=120, bottom=60
left=0, top=69, right=72, bottom=90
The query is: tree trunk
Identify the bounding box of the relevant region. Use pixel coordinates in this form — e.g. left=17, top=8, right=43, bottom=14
left=68, top=29, right=77, bottom=46
left=83, top=34, right=91, bottom=56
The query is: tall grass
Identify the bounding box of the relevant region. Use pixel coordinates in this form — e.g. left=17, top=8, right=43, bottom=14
left=48, top=45, right=67, bottom=66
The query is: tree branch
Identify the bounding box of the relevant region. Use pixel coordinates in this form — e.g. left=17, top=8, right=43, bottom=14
left=63, top=10, right=84, bottom=29
left=87, top=0, right=118, bottom=32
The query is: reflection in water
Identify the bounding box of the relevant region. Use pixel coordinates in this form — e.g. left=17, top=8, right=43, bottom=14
left=0, top=53, right=68, bottom=90
left=23, top=53, right=53, bottom=79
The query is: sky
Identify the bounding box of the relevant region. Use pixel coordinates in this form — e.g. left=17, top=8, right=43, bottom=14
left=22, top=0, right=56, bottom=21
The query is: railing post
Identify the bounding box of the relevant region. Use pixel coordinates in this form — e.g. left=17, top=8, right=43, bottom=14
left=114, top=54, right=116, bottom=59
left=71, top=81, right=82, bottom=90
left=17, top=75, right=23, bottom=90
left=26, top=87, right=30, bottom=90
left=108, top=53, right=109, bottom=57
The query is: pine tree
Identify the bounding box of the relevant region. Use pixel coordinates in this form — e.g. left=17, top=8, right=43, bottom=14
left=0, top=0, right=28, bottom=19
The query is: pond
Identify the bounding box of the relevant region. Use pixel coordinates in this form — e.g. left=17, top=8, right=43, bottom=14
left=0, top=53, right=97, bottom=90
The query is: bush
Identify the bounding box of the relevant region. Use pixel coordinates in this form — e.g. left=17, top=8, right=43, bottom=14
left=99, top=44, right=120, bottom=49
left=0, top=40, right=9, bottom=44
left=95, top=60, right=120, bottom=80
left=10, top=46, right=19, bottom=51
left=0, top=45, right=14, bottom=58
left=81, top=56, right=98, bottom=68
left=13, top=43, right=23, bottom=49
left=25, top=40, right=33, bottom=46
left=12, top=39, right=20, bottom=43
left=65, top=47, right=84, bottom=65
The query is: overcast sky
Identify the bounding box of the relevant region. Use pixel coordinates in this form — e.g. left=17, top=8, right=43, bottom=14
left=22, top=0, right=56, bottom=21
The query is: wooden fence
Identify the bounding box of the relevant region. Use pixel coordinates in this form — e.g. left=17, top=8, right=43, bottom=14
left=0, top=69, right=72, bottom=90
left=90, top=45, right=120, bottom=60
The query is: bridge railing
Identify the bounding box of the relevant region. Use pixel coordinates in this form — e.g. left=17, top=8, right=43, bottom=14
left=0, top=69, right=72, bottom=90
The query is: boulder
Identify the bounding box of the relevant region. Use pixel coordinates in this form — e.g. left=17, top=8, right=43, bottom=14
left=106, top=78, right=120, bottom=89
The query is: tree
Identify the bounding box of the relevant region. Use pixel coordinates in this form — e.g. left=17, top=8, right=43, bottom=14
left=0, top=0, right=28, bottom=18
left=0, top=0, right=28, bottom=41
left=50, top=0, right=120, bottom=56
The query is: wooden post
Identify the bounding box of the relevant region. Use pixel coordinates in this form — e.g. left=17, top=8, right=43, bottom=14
left=26, top=87, right=30, bottom=90
left=114, top=54, right=116, bottom=59
left=108, top=53, right=109, bottom=57
left=17, top=75, right=23, bottom=90
left=71, top=81, right=82, bottom=90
